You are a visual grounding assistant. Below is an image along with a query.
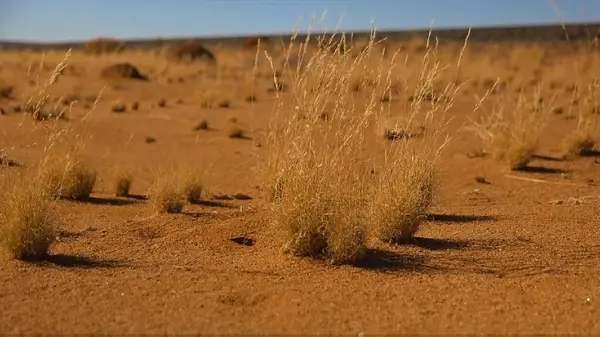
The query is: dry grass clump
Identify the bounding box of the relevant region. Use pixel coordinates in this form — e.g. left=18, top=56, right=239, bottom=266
left=193, top=119, right=209, bottom=131
left=0, top=175, right=58, bottom=260
left=227, top=125, right=245, bottom=138
left=148, top=175, right=185, bottom=214
left=166, top=41, right=216, bottom=63
left=369, top=147, right=439, bottom=243
left=101, top=63, right=147, bottom=81
left=262, top=36, right=369, bottom=263
left=368, top=36, right=466, bottom=243
left=23, top=49, right=74, bottom=122
left=563, top=129, right=596, bottom=157
left=562, top=76, right=599, bottom=157
left=262, top=21, right=471, bottom=263
left=180, top=169, right=203, bottom=203
left=111, top=100, right=127, bottom=113
left=262, top=25, right=396, bottom=264
left=84, top=37, right=125, bottom=55
left=199, top=89, right=231, bottom=108
left=470, top=88, right=549, bottom=170
left=112, top=168, right=133, bottom=197
left=562, top=107, right=597, bottom=157
left=39, top=144, right=97, bottom=201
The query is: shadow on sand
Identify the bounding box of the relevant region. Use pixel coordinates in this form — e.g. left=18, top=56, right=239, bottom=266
left=426, top=213, right=496, bottom=223
left=26, top=254, right=128, bottom=269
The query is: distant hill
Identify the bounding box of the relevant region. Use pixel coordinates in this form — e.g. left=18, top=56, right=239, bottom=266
left=1, top=21, right=599, bottom=51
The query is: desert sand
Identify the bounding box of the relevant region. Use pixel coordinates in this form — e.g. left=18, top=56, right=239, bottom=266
left=1, top=23, right=599, bottom=334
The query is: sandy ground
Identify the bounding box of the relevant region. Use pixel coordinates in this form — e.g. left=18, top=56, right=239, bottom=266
left=1, top=37, right=600, bottom=334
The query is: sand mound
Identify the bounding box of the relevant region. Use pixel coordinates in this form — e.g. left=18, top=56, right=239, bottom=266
left=101, top=63, right=148, bottom=81
left=166, top=42, right=216, bottom=63
left=84, top=38, right=125, bottom=55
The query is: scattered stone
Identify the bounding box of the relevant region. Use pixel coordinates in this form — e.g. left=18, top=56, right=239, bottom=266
left=111, top=101, right=127, bottom=113
left=549, top=196, right=596, bottom=205
left=230, top=236, right=255, bottom=246
left=212, top=193, right=233, bottom=201
left=475, top=176, right=490, bottom=184
left=232, top=193, right=252, bottom=200
left=467, top=149, right=488, bottom=158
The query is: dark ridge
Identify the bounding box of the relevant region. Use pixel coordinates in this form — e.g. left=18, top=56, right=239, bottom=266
left=1, top=21, right=599, bottom=51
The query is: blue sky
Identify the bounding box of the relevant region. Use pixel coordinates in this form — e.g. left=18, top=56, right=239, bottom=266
left=0, top=0, right=599, bottom=42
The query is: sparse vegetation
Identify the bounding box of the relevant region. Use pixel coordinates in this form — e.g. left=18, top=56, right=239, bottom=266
left=563, top=129, right=596, bottom=157
left=113, top=169, right=133, bottom=197
left=227, top=125, right=245, bottom=138
left=148, top=175, right=185, bottom=214
left=260, top=25, right=465, bottom=263
left=0, top=175, right=58, bottom=260
left=181, top=169, right=203, bottom=203
left=39, top=143, right=97, bottom=201
left=193, top=119, right=209, bottom=131
left=3, top=13, right=600, bottom=333
left=470, top=88, right=549, bottom=170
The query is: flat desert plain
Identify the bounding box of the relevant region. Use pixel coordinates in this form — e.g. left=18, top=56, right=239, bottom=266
left=0, top=28, right=599, bottom=334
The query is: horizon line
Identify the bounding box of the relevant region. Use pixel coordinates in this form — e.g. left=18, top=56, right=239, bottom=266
left=1, top=19, right=598, bottom=45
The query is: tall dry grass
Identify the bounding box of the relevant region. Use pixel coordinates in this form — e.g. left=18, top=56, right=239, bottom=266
left=0, top=173, right=58, bottom=260
left=368, top=30, right=471, bottom=244
left=0, top=49, right=102, bottom=260
left=562, top=74, right=599, bottom=157
left=261, top=18, right=472, bottom=263
left=469, top=85, right=550, bottom=170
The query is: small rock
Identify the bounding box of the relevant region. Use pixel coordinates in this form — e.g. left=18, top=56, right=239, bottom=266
left=548, top=199, right=563, bottom=205
left=475, top=176, right=490, bottom=184
left=231, top=236, right=255, bottom=246
left=212, top=194, right=233, bottom=201
left=232, top=193, right=252, bottom=200
left=467, top=149, right=487, bottom=158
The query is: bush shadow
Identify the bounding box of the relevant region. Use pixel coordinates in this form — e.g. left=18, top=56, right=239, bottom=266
left=532, top=154, right=565, bottom=162
left=426, top=213, right=496, bottom=223
left=191, top=199, right=236, bottom=208
left=406, top=237, right=471, bottom=251
left=28, top=254, right=128, bottom=269
left=76, top=196, right=139, bottom=206
left=515, top=166, right=567, bottom=174
left=354, top=249, right=439, bottom=272
left=125, top=193, right=149, bottom=201
left=581, top=149, right=600, bottom=157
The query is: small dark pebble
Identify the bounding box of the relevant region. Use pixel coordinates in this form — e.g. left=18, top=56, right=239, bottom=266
left=475, top=176, right=490, bottom=184
left=231, top=236, right=255, bottom=246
